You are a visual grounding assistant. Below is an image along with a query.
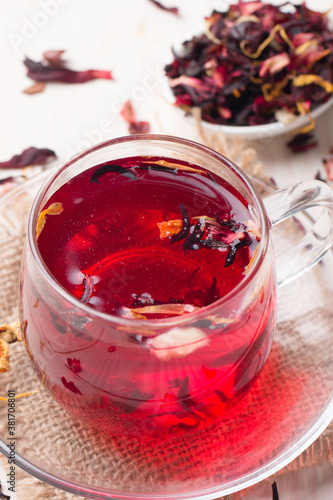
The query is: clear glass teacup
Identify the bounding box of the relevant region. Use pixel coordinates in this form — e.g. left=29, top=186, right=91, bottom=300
left=19, top=135, right=333, bottom=439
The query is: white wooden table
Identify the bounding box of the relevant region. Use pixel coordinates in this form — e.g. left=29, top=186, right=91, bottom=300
left=0, top=0, right=333, bottom=498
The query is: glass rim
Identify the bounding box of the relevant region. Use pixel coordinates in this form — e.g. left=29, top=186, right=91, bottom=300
left=28, top=134, right=270, bottom=328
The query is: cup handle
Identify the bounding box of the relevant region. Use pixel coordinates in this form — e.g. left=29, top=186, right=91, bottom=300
left=263, top=180, right=333, bottom=287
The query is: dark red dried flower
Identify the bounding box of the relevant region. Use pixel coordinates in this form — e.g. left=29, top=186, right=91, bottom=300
left=66, top=357, right=81, bottom=374
left=0, top=147, right=56, bottom=169
left=158, top=207, right=254, bottom=269
left=61, top=376, right=82, bottom=394
left=148, top=0, right=178, bottom=15
left=120, top=100, right=150, bottom=134
left=128, top=121, right=150, bottom=134
left=287, top=132, right=318, bottom=153
left=165, top=2, right=333, bottom=127
left=23, top=51, right=113, bottom=88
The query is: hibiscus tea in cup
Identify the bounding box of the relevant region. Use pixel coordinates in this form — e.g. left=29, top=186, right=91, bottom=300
left=20, top=136, right=277, bottom=439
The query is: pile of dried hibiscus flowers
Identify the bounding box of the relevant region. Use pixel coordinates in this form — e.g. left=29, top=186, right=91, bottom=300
left=165, top=1, right=333, bottom=129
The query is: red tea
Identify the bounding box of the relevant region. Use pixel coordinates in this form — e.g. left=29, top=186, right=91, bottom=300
left=21, top=156, right=276, bottom=438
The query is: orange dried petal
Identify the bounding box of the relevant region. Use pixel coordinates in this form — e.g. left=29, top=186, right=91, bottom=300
left=294, top=39, right=318, bottom=55
left=119, top=308, right=147, bottom=320
left=261, top=75, right=290, bottom=102
left=0, top=391, right=39, bottom=401
left=128, top=303, right=200, bottom=316
left=157, top=219, right=182, bottom=239
left=293, top=74, right=333, bottom=93
left=21, top=319, right=28, bottom=340
left=293, top=101, right=316, bottom=134
left=241, top=24, right=293, bottom=59
left=141, top=159, right=203, bottom=174
left=0, top=338, right=9, bottom=373
left=250, top=76, right=263, bottom=84
left=23, top=81, right=46, bottom=95
left=42, top=366, right=46, bottom=385
left=192, top=215, right=218, bottom=225
left=36, top=202, right=63, bottom=239
left=204, top=14, right=224, bottom=44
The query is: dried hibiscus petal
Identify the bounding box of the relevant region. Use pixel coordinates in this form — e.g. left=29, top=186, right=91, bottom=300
left=0, top=176, right=17, bottom=185
left=61, top=376, right=82, bottom=394
left=287, top=132, right=318, bottom=153
left=66, top=357, right=81, bottom=374
left=182, top=220, right=205, bottom=251
left=177, top=376, right=203, bottom=419
left=23, top=52, right=113, bottom=88
left=90, top=163, right=137, bottom=183
left=225, top=234, right=252, bottom=268
left=120, top=100, right=150, bottom=134
left=128, top=121, right=150, bottom=134
left=259, top=52, right=290, bottom=78
left=170, top=203, right=191, bottom=243
left=147, top=0, right=178, bottom=15
left=158, top=210, right=259, bottom=267
left=0, top=146, right=56, bottom=169
left=272, top=481, right=279, bottom=500
left=114, top=388, right=154, bottom=414
left=168, top=377, right=183, bottom=388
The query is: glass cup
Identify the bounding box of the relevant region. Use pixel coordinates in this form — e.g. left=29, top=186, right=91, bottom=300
left=19, top=135, right=333, bottom=440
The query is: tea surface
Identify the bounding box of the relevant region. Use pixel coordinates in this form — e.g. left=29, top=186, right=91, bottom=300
left=37, top=156, right=258, bottom=318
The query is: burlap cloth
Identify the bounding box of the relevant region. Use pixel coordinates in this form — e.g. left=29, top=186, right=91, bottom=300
left=0, top=152, right=332, bottom=500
